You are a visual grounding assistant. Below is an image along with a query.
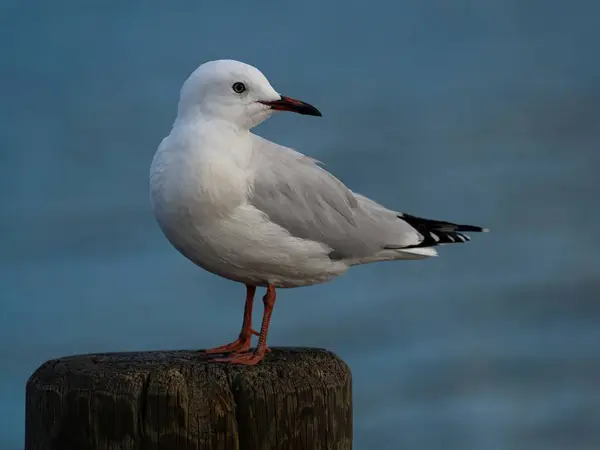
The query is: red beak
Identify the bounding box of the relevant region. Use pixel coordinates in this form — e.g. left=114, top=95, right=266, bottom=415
left=259, top=95, right=322, bottom=116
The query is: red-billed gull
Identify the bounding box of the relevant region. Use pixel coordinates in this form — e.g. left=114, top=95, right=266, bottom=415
left=149, top=59, right=488, bottom=365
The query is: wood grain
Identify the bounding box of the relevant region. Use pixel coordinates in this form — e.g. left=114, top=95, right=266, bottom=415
left=25, top=347, right=353, bottom=450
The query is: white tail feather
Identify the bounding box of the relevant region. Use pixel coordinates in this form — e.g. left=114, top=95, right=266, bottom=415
left=397, top=247, right=438, bottom=258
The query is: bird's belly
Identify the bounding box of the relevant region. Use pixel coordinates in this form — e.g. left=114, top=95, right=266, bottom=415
left=157, top=205, right=348, bottom=288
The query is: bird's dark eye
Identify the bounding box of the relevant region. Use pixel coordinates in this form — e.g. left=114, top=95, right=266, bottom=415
left=232, top=82, right=246, bottom=94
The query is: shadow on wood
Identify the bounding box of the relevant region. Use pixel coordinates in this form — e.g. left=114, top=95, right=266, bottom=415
left=25, top=347, right=352, bottom=450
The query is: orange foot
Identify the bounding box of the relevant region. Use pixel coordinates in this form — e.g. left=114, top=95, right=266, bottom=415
left=201, top=329, right=270, bottom=355
left=200, top=330, right=255, bottom=354
left=213, top=349, right=269, bottom=365
left=201, top=337, right=251, bottom=355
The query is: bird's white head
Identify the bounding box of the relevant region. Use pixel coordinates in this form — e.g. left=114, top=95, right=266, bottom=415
left=175, top=59, right=322, bottom=130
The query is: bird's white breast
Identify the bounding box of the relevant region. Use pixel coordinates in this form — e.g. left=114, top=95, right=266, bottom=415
left=149, top=125, right=253, bottom=255
left=151, top=127, right=251, bottom=220
left=149, top=124, right=347, bottom=288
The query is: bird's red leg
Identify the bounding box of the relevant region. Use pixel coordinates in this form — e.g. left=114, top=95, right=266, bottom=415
left=202, top=285, right=257, bottom=354
left=214, top=284, right=276, bottom=365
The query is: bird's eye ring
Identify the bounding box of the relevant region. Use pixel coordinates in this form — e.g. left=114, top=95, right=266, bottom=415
left=232, top=82, right=246, bottom=94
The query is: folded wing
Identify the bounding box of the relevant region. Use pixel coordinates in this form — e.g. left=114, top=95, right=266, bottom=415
left=248, top=136, right=487, bottom=263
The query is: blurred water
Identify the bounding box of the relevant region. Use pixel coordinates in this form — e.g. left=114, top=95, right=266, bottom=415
left=2, top=1, right=600, bottom=449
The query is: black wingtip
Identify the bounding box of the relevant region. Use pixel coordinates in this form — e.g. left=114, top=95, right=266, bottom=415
left=396, top=213, right=488, bottom=249
left=400, top=214, right=488, bottom=233
left=453, top=224, right=490, bottom=233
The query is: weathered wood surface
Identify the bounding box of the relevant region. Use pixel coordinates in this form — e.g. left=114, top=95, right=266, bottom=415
left=25, top=347, right=352, bottom=450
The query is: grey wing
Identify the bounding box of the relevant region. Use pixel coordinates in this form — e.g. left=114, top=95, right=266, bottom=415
left=248, top=137, right=423, bottom=260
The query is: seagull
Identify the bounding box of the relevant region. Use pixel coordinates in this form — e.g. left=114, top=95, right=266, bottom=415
left=150, top=59, right=488, bottom=365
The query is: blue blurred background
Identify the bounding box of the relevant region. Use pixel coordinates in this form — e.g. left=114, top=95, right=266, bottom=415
left=2, top=1, right=599, bottom=449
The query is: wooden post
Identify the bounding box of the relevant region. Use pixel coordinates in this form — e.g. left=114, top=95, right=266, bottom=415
left=25, top=347, right=352, bottom=450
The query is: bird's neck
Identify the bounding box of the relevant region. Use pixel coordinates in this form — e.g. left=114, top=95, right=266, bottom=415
left=151, top=117, right=254, bottom=227
left=172, top=118, right=252, bottom=166
left=174, top=112, right=247, bottom=136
